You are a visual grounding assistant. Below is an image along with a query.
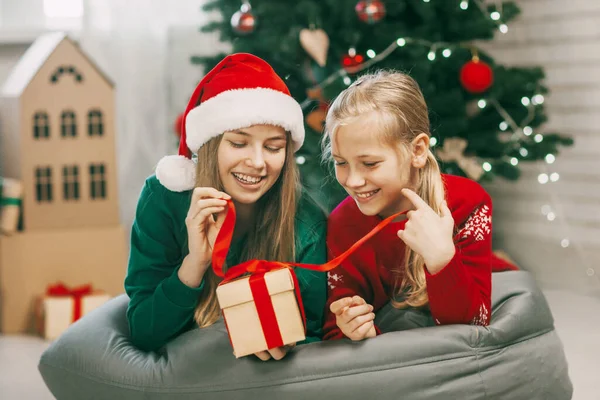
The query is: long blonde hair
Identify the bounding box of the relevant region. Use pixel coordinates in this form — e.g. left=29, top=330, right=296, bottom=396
left=193, top=132, right=300, bottom=327
left=322, top=70, right=445, bottom=309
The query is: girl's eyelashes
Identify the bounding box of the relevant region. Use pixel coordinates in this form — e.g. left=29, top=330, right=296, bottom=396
left=228, top=141, right=246, bottom=148
left=228, top=140, right=283, bottom=153
left=333, top=161, right=380, bottom=167
left=363, top=162, right=381, bottom=167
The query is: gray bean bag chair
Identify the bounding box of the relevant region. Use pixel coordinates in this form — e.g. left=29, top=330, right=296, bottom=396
left=38, top=271, right=573, bottom=399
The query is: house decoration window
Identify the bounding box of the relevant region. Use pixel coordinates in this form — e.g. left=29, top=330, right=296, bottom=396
left=33, top=112, right=50, bottom=139
left=61, top=110, right=77, bottom=137
left=63, top=165, right=80, bottom=200
left=88, top=109, right=104, bottom=136
left=35, top=167, right=53, bottom=202
left=89, top=164, right=106, bottom=199
left=50, top=65, right=83, bottom=83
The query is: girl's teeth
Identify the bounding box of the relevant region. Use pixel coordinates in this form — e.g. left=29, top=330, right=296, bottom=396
left=357, top=190, right=378, bottom=198
left=234, top=173, right=262, bottom=184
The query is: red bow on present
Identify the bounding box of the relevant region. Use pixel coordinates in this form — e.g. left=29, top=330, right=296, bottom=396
left=212, top=199, right=406, bottom=350
left=46, top=282, right=93, bottom=322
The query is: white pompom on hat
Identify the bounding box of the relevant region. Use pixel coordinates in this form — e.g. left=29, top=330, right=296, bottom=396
left=156, top=53, right=305, bottom=192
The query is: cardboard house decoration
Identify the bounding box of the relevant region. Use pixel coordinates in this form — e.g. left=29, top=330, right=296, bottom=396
left=0, top=32, right=127, bottom=334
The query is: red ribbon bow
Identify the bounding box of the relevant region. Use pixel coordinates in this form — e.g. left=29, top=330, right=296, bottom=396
left=46, top=282, right=93, bottom=322
left=211, top=200, right=406, bottom=350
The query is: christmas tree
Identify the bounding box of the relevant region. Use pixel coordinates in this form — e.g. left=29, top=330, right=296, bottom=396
left=191, top=0, right=573, bottom=211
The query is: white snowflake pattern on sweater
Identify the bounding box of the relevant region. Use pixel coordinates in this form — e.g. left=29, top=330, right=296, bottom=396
left=471, top=303, right=489, bottom=326
left=459, top=205, right=491, bottom=241
left=327, top=271, right=343, bottom=290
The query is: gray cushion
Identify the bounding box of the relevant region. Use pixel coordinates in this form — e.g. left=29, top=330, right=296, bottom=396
left=39, top=271, right=573, bottom=399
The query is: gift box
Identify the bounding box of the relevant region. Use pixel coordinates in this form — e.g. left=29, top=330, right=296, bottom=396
left=0, top=177, right=23, bottom=235
left=216, top=267, right=305, bottom=358
left=37, top=283, right=111, bottom=340
left=212, top=200, right=405, bottom=358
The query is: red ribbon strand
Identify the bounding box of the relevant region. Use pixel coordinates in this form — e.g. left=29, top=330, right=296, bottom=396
left=249, top=272, right=284, bottom=349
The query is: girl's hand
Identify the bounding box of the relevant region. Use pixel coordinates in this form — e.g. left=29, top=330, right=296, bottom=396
left=330, top=296, right=376, bottom=341
left=397, top=188, right=455, bottom=274
left=185, top=187, right=230, bottom=271
left=254, top=343, right=296, bottom=361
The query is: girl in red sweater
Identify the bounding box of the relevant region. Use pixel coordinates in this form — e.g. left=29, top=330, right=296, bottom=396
left=321, top=71, right=516, bottom=341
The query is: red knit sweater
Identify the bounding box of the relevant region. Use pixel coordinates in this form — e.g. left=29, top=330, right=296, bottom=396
left=323, top=174, right=517, bottom=341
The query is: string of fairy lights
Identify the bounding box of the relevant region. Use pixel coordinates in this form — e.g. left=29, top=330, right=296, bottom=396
left=296, top=0, right=596, bottom=277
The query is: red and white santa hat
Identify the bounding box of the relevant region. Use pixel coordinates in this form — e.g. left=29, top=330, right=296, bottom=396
left=156, top=53, right=305, bottom=192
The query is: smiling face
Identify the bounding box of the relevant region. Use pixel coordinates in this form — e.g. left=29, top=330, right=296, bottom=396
left=331, top=113, right=427, bottom=218
left=217, top=124, right=288, bottom=205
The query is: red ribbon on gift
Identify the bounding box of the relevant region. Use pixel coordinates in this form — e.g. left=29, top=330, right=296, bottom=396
left=46, top=283, right=93, bottom=322
left=212, top=199, right=407, bottom=351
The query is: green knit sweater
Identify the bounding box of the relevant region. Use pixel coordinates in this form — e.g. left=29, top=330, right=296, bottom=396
left=125, top=176, right=328, bottom=352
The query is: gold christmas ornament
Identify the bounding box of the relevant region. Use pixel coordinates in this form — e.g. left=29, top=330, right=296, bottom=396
left=299, top=28, right=330, bottom=67
left=436, top=138, right=485, bottom=181
left=306, top=108, right=327, bottom=132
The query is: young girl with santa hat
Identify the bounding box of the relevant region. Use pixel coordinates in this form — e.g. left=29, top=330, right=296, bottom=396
left=125, top=53, right=327, bottom=361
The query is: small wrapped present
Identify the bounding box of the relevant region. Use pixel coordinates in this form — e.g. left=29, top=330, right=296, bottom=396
left=212, top=200, right=405, bottom=358
left=216, top=267, right=305, bottom=357
left=0, top=177, right=23, bottom=235
left=37, top=283, right=111, bottom=340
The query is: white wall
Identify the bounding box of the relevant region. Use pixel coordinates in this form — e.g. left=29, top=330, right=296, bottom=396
left=480, top=0, right=600, bottom=296
left=78, top=0, right=229, bottom=226
left=0, top=0, right=45, bottom=29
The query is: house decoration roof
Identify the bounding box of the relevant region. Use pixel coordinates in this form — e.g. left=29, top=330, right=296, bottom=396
left=1, top=31, right=114, bottom=98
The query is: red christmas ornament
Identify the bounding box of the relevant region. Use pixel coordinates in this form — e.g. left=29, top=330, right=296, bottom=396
left=342, top=50, right=365, bottom=71
left=173, top=112, right=184, bottom=138
left=231, top=3, right=256, bottom=35
left=355, top=0, right=386, bottom=24
left=460, top=57, right=494, bottom=93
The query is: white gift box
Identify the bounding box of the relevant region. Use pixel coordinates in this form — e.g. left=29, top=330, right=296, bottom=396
left=40, top=292, right=111, bottom=340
